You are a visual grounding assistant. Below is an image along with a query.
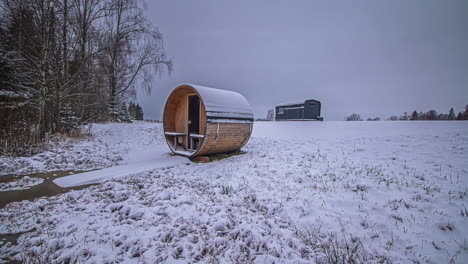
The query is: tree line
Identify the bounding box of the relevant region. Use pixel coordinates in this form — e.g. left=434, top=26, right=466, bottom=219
left=127, top=102, right=143, bottom=121
left=406, top=106, right=467, bottom=120
left=347, top=105, right=468, bottom=121
left=388, top=106, right=468, bottom=121
left=0, top=0, right=171, bottom=154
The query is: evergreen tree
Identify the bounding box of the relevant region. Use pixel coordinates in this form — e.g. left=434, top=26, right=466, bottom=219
left=410, top=111, right=419, bottom=120
left=464, top=105, right=468, bottom=120
left=448, top=108, right=456, bottom=120
left=60, top=103, right=79, bottom=133
left=119, top=103, right=132, bottom=122
left=128, top=102, right=137, bottom=120
left=108, top=97, right=120, bottom=121
left=135, top=104, right=144, bottom=120
left=457, top=112, right=463, bottom=120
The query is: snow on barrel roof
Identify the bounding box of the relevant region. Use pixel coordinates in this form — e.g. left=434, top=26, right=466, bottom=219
left=185, top=84, right=254, bottom=123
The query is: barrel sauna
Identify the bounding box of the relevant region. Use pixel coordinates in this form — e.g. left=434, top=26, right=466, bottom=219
left=163, top=84, right=254, bottom=157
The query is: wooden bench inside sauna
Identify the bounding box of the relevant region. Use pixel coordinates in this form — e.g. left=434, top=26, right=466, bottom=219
left=163, top=84, right=254, bottom=157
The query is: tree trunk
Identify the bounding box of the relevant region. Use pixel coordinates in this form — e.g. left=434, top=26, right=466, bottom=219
left=38, top=0, right=53, bottom=139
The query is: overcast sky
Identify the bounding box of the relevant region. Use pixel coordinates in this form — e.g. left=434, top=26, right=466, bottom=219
left=138, top=0, right=468, bottom=121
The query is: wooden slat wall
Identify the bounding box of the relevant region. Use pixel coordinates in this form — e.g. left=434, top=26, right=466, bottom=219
left=200, top=100, right=206, bottom=135
left=195, top=123, right=253, bottom=156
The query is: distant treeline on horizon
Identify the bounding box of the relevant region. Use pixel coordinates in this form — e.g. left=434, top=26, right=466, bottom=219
left=348, top=105, right=468, bottom=121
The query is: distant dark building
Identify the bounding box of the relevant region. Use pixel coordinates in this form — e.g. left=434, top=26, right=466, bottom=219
left=275, top=99, right=323, bottom=121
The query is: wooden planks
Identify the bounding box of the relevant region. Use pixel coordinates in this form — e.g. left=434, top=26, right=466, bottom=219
left=195, top=123, right=252, bottom=156
left=199, top=100, right=207, bottom=135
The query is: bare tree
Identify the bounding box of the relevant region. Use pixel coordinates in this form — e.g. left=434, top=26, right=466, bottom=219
left=426, top=110, right=438, bottom=120
left=345, top=113, right=362, bottom=121
left=266, top=108, right=274, bottom=121
left=101, top=0, right=172, bottom=119
left=448, top=108, right=455, bottom=120
left=399, top=112, right=408, bottom=120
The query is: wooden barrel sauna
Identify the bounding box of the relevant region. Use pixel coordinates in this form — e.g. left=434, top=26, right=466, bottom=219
left=163, top=84, right=254, bottom=157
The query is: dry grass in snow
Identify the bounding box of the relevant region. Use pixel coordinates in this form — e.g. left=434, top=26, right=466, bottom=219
left=1, top=121, right=467, bottom=263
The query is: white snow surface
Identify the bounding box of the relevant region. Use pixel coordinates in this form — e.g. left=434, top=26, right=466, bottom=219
left=187, top=84, right=254, bottom=119
left=1, top=121, right=468, bottom=263
left=53, top=148, right=188, bottom=187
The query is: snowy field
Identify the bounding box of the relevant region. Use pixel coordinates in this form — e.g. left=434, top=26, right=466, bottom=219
left=1, top=121, right=467, bottom=263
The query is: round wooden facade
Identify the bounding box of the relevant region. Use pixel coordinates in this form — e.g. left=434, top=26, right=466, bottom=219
left=163, top=84, right=254, bottom=157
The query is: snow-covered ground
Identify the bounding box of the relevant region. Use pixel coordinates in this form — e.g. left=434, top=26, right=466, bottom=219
left=1, top=121, right=467, bottom=263
left=0, top=122, right=165, bottom=176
